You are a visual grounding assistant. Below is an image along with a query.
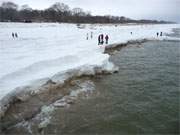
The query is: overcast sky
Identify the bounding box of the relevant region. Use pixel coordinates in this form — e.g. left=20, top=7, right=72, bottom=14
left=0, top=0, right=179, bottom=22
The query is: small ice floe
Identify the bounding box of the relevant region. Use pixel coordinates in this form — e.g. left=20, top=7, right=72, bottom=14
left=38, top=117, right=51, bottom=129
left=70, top=80, right=95, bottom=97
left=40, top=105, right=55, bottom=115
left=53, top=100, right=67, bottom=107
left=35, top=105, right=55, bottom=129
left=10, top=120, right=33, bottom=134
left=54, top=80, right=95, bottom=108
left=10, top=105, right=56, bottom=132
left=53, top=96, right=74, bottom=107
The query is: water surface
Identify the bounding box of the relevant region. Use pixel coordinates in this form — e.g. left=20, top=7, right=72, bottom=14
left=46, top=40, right=180, bottom=134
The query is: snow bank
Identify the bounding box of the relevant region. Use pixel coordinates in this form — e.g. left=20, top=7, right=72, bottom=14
left=0, top=23, right=180, bottom=117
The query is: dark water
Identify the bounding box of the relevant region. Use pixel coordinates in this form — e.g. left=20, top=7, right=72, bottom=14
left=42, top=40, right=180, bottom=135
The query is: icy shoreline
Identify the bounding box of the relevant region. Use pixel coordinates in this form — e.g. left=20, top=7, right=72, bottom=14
left=1, top=38, right=180, bottom=134
left=0, top=23, right=180, bottom=119
left=0, top=60, right=118, bottom=118
left=0, top=37, right=178, bottom=120
left=0, top=61, right=119, bottom=133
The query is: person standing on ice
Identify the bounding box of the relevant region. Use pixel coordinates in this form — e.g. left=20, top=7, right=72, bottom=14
left=98, top=34, right=101, bottom=45
left=160, top=32, right=163, bottom=37
left=91, top=32, right=93, bottom=39
left=105, top=35, right=109, bottom=44
left=86, top=33, right=89, bottom=40
left=15, top=33, right=18, bottom=38
left=101, top=34, right=104, bottom=44
left=12, top=33, right=14, bottom=38
left=157, top=32, right=159, bottom=37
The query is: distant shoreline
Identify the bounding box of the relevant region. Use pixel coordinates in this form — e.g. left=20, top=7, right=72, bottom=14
left=0, top=21, right=176, bottom=25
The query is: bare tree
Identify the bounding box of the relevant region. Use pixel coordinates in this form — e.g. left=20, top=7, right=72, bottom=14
left=21, top=4, right=32, bottom=11
left=1, top=2, right=19, bottom=21
left=0, top=1, right=170, bottom=24
left=50, top=2, right=70, bottom=13
left=19, top=5, right=33, bottom=22
left=72, top=8, right=85, bottom=16
left=1, top=2, right=18, bottom=9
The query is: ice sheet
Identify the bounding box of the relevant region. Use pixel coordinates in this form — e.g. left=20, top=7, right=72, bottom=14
left=0, top=23, right=180, bottom=100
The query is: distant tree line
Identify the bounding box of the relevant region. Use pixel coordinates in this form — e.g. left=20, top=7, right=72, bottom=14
left=0, top=1, right=172, bottom=24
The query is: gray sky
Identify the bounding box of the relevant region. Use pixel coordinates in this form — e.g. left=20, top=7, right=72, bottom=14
left=1, top=0, right=179, bottom=22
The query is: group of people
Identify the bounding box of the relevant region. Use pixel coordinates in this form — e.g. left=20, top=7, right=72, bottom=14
left=130, top=31, right=163, bottom=38
left=86, top=32, right=93, bottom=40
left=12, top=32, right=18, bottom=38
left=98, top=34, right=109, bottom=45
left=157, top=32, right=163, bottom=37
left=86, top=32, right=109, bottom=45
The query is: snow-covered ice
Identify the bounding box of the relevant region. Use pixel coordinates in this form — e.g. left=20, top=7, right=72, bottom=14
left=0, top=23, right=180, bottom=113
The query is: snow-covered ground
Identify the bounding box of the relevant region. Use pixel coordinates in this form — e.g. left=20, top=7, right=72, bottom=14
left=0, top=23, right=180, bottom=106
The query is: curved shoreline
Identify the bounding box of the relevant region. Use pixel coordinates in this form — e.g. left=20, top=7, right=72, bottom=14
left=0, top=37, right=179, bottom=118
left=0, top=38, right=152, bottom=120
left=0, top=61, right=118, bottom=119
left=0, top=35, right=180, bottom=133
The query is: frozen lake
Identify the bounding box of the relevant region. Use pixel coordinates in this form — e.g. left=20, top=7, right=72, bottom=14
left=1, top=29, right=180, bottom=135
left=0, top=23, right=180, bottom=109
